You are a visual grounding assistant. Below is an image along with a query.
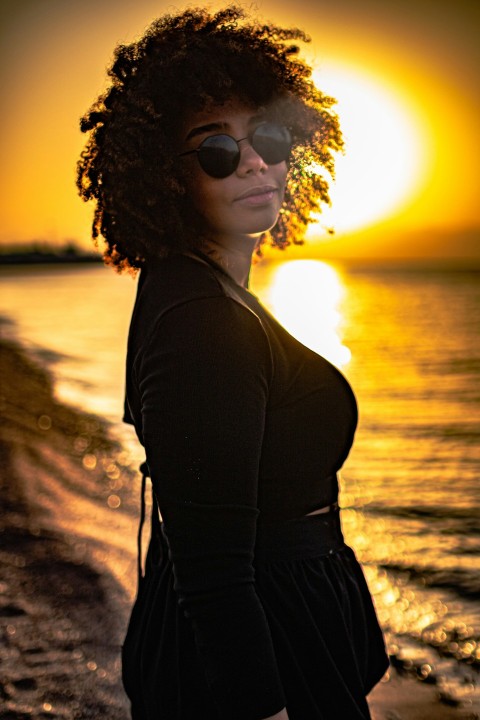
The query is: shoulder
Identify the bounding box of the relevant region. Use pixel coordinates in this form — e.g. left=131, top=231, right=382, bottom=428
left=141, top=254, right=225, bottom=311
left=129, top=254, right=271, bottom=369
left=128, top=253, right=226, bottom=340
left=134, top=253, right=268, bottom=332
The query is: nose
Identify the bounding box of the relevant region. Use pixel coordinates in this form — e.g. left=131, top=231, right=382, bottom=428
left=236, top=138, right=267, bottom=176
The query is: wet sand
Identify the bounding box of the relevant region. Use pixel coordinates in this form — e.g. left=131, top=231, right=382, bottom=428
left=0, top=337, right=474, bottom=719
left=0, top=337, right=133, bottom=718
left=369, top=673, right=478, bottom=720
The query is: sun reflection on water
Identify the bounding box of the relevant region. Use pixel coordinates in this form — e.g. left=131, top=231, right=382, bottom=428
left=265, top=260, right=351, bottom=369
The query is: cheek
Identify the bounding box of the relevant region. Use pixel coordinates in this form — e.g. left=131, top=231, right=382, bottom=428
left=276, top=163, right=289, bottom=193
left=188, top=177, right=228, bottom=229
left=193, top=185, right=223, bottom=216
left=186, top=174, right=213, bottom=217
left=268, top=162, right=288, bottom=207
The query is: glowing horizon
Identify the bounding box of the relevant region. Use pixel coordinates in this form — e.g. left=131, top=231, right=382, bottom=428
left=0, top=0, right=478, bottom=258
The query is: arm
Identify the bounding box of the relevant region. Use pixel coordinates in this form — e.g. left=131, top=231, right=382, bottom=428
left=139, top=296, right=286, bottom=720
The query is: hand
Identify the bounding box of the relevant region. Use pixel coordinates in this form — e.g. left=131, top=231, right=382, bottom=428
left=261, top=709, right=289, bottom=720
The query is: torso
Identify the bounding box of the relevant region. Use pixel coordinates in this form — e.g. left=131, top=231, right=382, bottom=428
left=125, top=253, right=358, bottom=523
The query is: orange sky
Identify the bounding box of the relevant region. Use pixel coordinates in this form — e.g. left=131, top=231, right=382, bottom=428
left=0, top=0, right=478, bottom=259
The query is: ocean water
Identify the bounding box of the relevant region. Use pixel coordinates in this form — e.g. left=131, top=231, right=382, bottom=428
left=1, top=259, right=479, bottom=707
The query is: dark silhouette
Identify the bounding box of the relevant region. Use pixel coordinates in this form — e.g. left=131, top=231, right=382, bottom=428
left=77, top=7, right=388, bottom=719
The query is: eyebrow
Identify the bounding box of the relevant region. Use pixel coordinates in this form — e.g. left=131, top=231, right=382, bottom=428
left=185, top=113, right=267, bottom=142
left=185, top=122, right=226, bottom=142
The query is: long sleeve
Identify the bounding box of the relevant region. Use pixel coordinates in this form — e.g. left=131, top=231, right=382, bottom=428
left=136, top=295, right=286, bottom=720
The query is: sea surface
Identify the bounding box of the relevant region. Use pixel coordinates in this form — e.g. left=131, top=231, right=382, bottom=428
left=1, top=259, right=479, bottom=708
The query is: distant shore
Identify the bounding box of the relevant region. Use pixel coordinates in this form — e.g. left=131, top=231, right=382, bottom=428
left=0, top=336, right=473, bottom=720
left=0, top=250, right=102, bottom=265
left=1, top=243, right=479, bottom=270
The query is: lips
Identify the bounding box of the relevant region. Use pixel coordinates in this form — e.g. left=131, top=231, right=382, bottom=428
left=234, top=185, right=278, bottom=204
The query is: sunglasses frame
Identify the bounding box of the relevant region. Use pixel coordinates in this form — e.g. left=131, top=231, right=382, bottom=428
left=179, top=122, right=292, bottom=179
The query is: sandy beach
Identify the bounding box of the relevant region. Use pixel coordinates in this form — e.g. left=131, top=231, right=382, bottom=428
left=0, top=336, right=134, bottom=718
left=0, top=336, right=476, bottom=719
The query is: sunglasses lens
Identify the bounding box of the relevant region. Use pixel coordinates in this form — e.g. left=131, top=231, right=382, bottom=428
left=197, top=135, right=240, bottom=179
left=192, top=124, right=292, bottom=178
left=253, top=123, right=292, bottom=165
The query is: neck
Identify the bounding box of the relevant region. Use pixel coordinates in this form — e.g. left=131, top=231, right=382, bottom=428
left=201, top=235, right=258, bottom=288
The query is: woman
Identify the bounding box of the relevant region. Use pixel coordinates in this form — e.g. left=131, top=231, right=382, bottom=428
left=77, top=7, right=388, bottom=719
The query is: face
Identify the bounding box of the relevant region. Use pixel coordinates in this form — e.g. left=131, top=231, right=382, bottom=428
left=180, top=102, right=289, bottom=250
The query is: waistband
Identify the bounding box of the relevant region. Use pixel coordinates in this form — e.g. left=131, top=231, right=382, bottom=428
left=254, top=507, right=345, bottom=565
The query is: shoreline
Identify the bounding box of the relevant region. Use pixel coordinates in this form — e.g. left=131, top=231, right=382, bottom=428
left=0, top=336, right=134, bottom=718
left=0, top=336, right=475, bottom=719
left=369, top=672, right=478, bottom=720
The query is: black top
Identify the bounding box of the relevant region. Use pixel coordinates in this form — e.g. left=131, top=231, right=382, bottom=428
left=124, top=253, right=358, bottom=718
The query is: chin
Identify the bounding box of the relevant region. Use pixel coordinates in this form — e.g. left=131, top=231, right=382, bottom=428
left=240, top=211, right=280, bottom=236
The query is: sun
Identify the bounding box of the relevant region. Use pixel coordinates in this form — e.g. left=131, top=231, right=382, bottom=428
left=259, top=259, right=352, bottom=369
left=309, top=62, right=432, bottom=236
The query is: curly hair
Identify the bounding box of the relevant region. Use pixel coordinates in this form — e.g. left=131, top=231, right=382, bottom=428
left=77, top=6, right=342, bottom=272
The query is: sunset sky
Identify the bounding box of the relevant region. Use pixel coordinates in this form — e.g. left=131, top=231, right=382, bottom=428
left=1, top=0, right=478, bottom=260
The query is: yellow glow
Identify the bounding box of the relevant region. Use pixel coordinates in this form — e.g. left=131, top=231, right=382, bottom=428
left=0, top=3, right=477, bottom=253
left=266, top=260, right=351, bottom=368
left=310, top=63, right=432, bottom=235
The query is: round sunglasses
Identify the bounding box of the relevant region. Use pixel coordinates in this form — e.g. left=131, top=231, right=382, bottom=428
left=179, top=122, right=292, bottom=179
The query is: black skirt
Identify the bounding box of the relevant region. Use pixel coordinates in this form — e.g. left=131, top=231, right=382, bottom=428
left=122, top=507, right=389, bottom=720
